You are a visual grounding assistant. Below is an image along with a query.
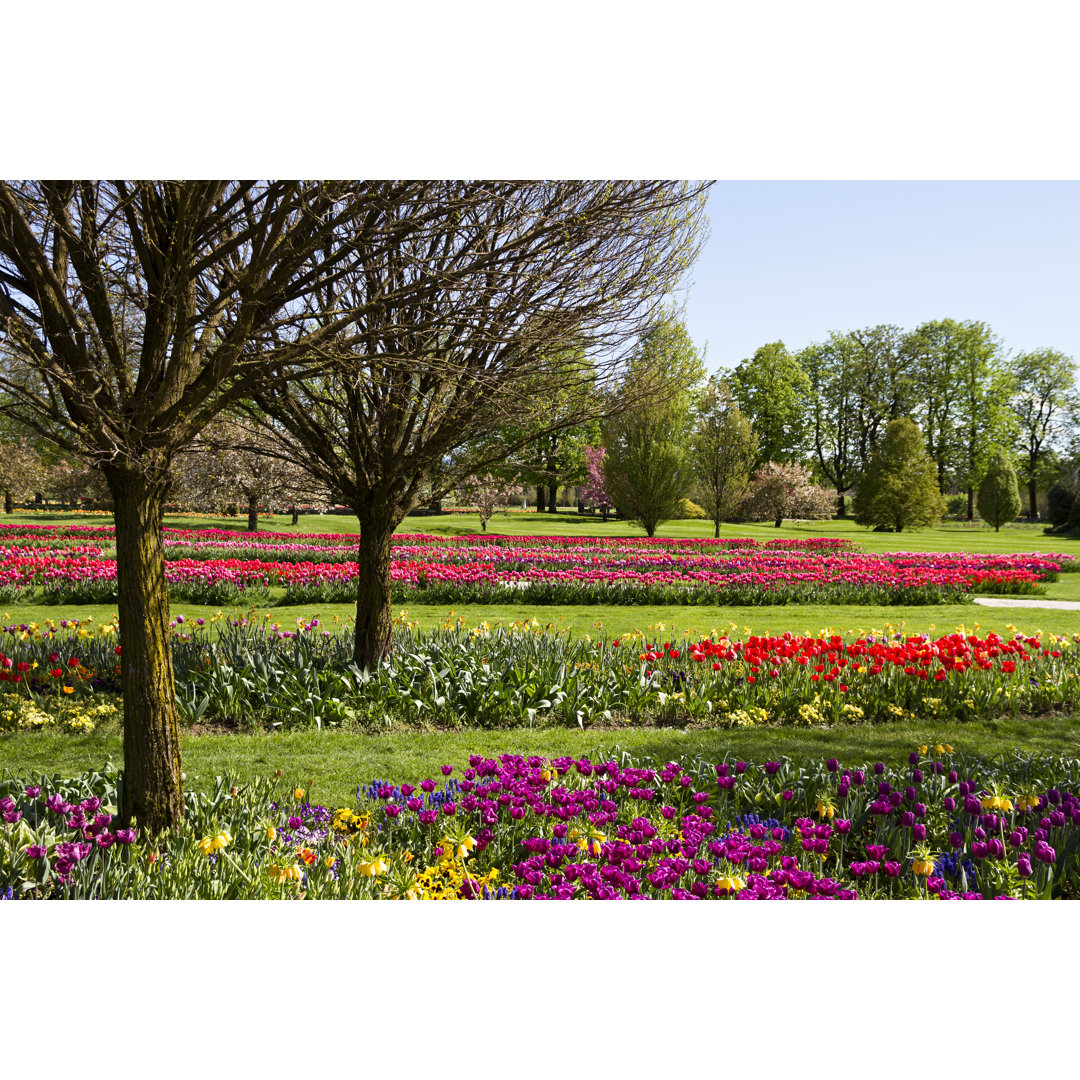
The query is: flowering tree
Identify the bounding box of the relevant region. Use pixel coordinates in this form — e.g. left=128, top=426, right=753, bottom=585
left=581, top=445, right=613, bottom=520
left=743, top=462, right=835, bottom=528
left=0, top=434, right=44, bottom=512
left=173, top=419, right=329, bottom=530
left=457, top=473, right=523, bottom=530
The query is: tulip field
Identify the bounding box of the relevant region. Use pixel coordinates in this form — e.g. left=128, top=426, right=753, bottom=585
left=2, top=515, right=1079, bottom=900
left=0, top=523, right=1074, bottom=606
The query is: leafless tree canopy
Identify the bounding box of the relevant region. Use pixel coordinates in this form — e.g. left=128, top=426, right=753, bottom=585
left=0, top=181, right=440, bottom=473
left=250, top=181, right=712, bottom=515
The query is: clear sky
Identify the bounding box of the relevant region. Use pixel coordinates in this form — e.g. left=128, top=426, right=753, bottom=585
left=682, top=181, right=1080, bottom=375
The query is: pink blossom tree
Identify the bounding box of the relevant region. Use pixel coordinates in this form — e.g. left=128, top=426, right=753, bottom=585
left=582, top=445, right=613, bottom=521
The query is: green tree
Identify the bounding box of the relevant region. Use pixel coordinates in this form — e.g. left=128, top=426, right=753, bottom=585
left=1009, top=348, right=1078, bottom=517
left=689, top=376, right=757, bottom=537
left=799, top=335, right=860, bottom=516
left=977, top=446, right=1022, bottom=531
left=729, top=342, right=811, bottom=466
left=853, top=418, right=946, bottom=532
left=602, top=313, right=705, bottom=537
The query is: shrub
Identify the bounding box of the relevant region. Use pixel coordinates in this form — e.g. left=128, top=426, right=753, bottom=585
left=1047, top=481, right=1076, bottom=528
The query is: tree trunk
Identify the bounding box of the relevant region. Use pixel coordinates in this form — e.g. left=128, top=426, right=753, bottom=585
left=774, top=517, right=783, bottom=528
left=3, top=490, right=11, bottom=514
left=1029, top=477, right=1038, bottom=520
left=291, top=505, right=299, bottom=525
left=105, top=469, right=185, bottom=835
left=836, top=491, right=846, bottom=517
left=967, top=487, right=974, bottom=522
left=548, top=485, right=558, bottom=513
left=714, top=518, right=721, bottom=538
left=247, top=494, right=259, bottom=532
left=536, top=486, right=544, bottom=514
left=353, top=504, right=401, bottom=668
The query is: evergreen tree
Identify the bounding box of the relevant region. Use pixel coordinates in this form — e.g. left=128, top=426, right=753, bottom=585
left=977, top=447, right=1022, bottom=531
left=853, top=418, right=946, bottom=532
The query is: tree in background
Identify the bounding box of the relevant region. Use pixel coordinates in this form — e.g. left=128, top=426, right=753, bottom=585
left=690, top=376, right=757, bottom=537
left=173, top=418, right=328, bottom=530
left=456, top=473, right=523, bottom=531
left=602, top=312, right=704, bottom=537
left=852, top=418, right=946, bottom=532
left=0, top=180, right=404, bottom=833
left=949, top=321, right=1015, bottom=519
left=252, top=182, right=712, bottom=666
left=742, top=461, right=834, bottom=528
left=729, top=342, right=811, bottom=466
left=977, top=446, right=1022, bottom=531
left=0, top=433, right=43, bottom=512
left=1008, top=348, right=1077, bottom=517
left=800, top=335, right=860, bottom=516
left=581, top=445, right=613, bottom=521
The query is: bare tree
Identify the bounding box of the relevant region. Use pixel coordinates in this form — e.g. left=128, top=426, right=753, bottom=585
left=251, top=181, right=711, bottom=666
left=0, top=180, right=422, bottom=832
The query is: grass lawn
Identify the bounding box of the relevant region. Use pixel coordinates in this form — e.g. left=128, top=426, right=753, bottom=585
left=4, top=507, right=1079, bottom=799
left=3, top=710, right=1078, bottom=809
left=4, top=507, right=1078, bottom=555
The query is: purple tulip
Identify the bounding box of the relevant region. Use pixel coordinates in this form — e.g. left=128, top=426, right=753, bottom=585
left=1035, top=841, right=1056, bottom=865
left=909, top=752, right=919, bottom=766
left=26, top=845, right=48, bottom=859
left=852, top=770, right=866, bottom=786
left=826, top=758, right=838, bottom=772
left=873, top=762, right=885, bottom=775
left=948, top=770, right=958, bottom=784
left=913, top=824, right=927, bottom=842
left=1017, top=853, right=1033, bottom=878
left=26, top=786, right=41, bottom=799
left=385, top=804, right=400, bottom=818
left=949, top=832, right=963, bottom=849
left=944, top=796, right=956, bottom=812
left=912, top=769, right=923, bottom=783
left=441, top=766, right=454, bottom=776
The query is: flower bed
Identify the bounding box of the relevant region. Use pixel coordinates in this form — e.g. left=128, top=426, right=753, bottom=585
left=4, top=619, right=1079, bottom=730
left=1, top=528, right=1071, bottom=606
left=3, top=746, right=1077, bottom=899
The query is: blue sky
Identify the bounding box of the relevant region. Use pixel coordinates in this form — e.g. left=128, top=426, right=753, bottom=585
left=682, top=181, right=1080, bottom=375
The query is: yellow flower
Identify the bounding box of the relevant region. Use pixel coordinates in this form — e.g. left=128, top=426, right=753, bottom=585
left=266, top=826, right=277, bottom=842
left=358, top=857, right=388, bottom=877
left=215, top=830, right=231, bottom=850
left=918, top=745, right=928, bottom=756
left=944, top=744, right=954, bottom=754
left=294, top=788, right=305, bottom=801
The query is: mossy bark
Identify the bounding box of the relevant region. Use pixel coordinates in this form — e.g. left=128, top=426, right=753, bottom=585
left=353, top=504, right=401, bottom=668
left=106, top=468, right=185, bottom=834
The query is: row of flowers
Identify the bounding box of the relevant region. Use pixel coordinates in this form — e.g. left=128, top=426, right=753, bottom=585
left=0, top=523, right=859, bottom=553
left=0, top=548, right=1068, bottom=607
left=3, top=618, right=1078, bottom=729
left=2, top=745, right=1077, bottom=899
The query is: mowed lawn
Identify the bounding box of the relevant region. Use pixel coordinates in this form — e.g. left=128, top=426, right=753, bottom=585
left=3, top=509, right=1079, bottom=804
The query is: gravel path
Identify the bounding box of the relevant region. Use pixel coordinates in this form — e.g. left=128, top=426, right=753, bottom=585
left=973, top=597, right=1080, bottom=610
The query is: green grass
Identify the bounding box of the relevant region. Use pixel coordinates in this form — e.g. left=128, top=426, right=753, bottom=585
left=4, top=508, right=1078, bottom=801
left=5, top=507, right=1077, bottom=555
left=6, top=597, right=1078, bottom=642
left=3, top=710, right=1078, bottom=808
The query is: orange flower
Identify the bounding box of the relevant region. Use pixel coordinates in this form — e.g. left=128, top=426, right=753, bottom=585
left=297, top=848, right=317, bottom=866
left=62, top=686, right=74, bottom=694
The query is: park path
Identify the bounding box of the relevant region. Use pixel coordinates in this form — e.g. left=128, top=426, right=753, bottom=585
left=973, top=597, right=1080, bottom=610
